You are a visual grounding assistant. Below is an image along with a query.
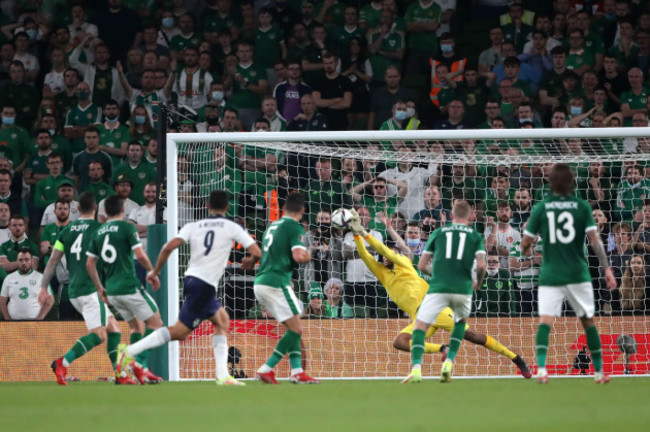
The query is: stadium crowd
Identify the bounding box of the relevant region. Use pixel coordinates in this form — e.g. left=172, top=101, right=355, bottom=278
left=1, top=0, right=650, bottom=321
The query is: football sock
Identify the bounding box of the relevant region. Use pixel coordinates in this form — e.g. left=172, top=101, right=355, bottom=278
left=585, top=326, right=603, bottom=372
left=213, top=335, right=229, bottom=380
left=262, top=329, right=300, bottom=370
left=536, top=323, right=551, bottom=369
left=447, top=322, right=467, bottom=362
left=289, top=337, right=303, bottom=375
left=106, top=332, right=121, bottom=370
left=63, top=333, right=102, bottom=366
left=408, top=339, right=442, bottom=354
left=128, top=327, right=171, bottom=358
left=484, top=335, right=517, bottom=360
left=135, top=328, right=154, bottom=367
left=411, top=329, right=425, bottom=366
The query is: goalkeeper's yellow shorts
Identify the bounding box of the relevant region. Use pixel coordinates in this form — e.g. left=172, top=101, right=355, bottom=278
left=399, top=307, right=470, bottom=338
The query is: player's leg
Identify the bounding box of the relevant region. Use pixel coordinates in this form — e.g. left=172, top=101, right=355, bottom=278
left=209, top=307, right=244, bottom=386
left=105, top=316, right=122, bottom=375
left=393, top=322, right=444, bottom=354
left=535, top=286, right=565, bottom=383
left=565, top=283, right=610, bottom=384
left=51, top=294, right=108, bottom=385
left=439, top=294, right=473, bottom=383
left=463, top=329, right=532, bottom=378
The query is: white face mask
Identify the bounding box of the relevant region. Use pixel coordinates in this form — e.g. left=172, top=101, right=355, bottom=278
left=487, top=268, right=499, bottom=277
left=405, top=107, right=416, bottom=118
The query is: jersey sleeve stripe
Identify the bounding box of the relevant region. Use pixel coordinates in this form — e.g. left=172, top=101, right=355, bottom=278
left=585, top=226, right=597, bottom=232
left=131, top=243, right=143, bottom=251
left=291, top=245, right=307, bottom=251
left=422, top=251, right=432, bottom=255
left=86, top=251, right=98, bottom=258
left=475, top=250, right=486, bottom=255
left=523, top=230, right=537, bottom=238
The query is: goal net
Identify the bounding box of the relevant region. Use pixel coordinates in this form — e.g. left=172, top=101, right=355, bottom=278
left=166, top=128, right=650, bottom=380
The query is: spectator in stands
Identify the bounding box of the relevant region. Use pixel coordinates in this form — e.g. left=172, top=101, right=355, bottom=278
left=0, top=169, right=26, bottom=217
left=311, top=52, right=352, bottom=131
left=53, top=68, right=80, bottom=123
left=473, top=251, right=513, bottom=316
left=323, top=277, right=345, bottom=318
left=40, top=198, right=70, bottom=266
left=619, top=254, right=646, bottom=311
left=287, top=94, right=328, bottom=132
left=378, top=146, right=437, bottom=220
left=64, top=82, right=102, bottom=153
left=367, top=66, right=412, bottom=130
left=0, top=202, right=9, bottom=244
left=84, top=160, right=113, bottom=203
left=112, top=141, right=156, bottom=205
left=303, top=285, right=331, bottom=318
left=72, top=127, right=112, bottom=192
left=128, top=181, right=156, bottom=284
left=42, top=48, right=66, bottom=99
left=273, top=61, right=311, bottom=123
left=173, top=47, right=213, bottom=111
left=0, top=249, right=52, bottom=320
left=342, top=36, right=372, bottom=129
left=1, top=61, right=38, bottom=130
left=518, top=30, right=553, bottom=80
left=129, top=105, right=155, bottom=145
left=117, top=62, right=171, bottom=128
left=509, top=221, right=542, bottom=316
left=511, top=188, right=532, bottom=231
left=501, top=2, right=533, bottom=53
left=620, top=67, right=649, bottom=127
left=538, top=46, right=568, bottom=115
left=169, top=14, right=200, bottom=58
left=40, top=179, right=79, bottom=229
left=477, top=100, right=503, bottom=129
left=485, top=201, right=520, bottom=271
left=304, top=210, right=342, bottom=285
left=616, top=165, right=650, bottom=223
left=23, top=129, right=52, bottom=192
left=301, top=23, right=329, bottom=85
left=600, top=54, right=628, bottom=111
left=342, top=205, right=382, bottom=317
left=220, top=107, right=242, bottom=132
left=608, top=18, right=638, bottom=71
left=12, top=32, right=39, bottom=84
left=566, top=28, right=595, bottom=76
left=138, top=24, right=171, bottom=70
left=441, top=161, right=477, bottom=210
left=286, top=22, right=311, bottom=64
left=404, top=0, right=441, bottom=76
left=433, top=99, right=473, bottom=129
left=456, top=66, right=490, bottom=127
left=0, top=215, right=38, bottom=272
left=224, top=41, right=267, bottom=130
left=97, top=174, right=138, bottom=223
left=368, top=9, right=404, bottom=87
left=479, top=27, right=505, bottom=76
left=379, top=100, right=408, bottom=132
left=412, top=185, right=448, bottom=223
left=305, top=158, right=353, bottom=218
left=350, top=176, right=407, bottom=237
left=608, top=221, right=635, bottom=311
left=98, top=100, right=129, bottom=167
left=95, top=0, right=143, bottom=65
left=522, top=13, right=561, bottom=54
left=257, top=96, right=287, bottom=132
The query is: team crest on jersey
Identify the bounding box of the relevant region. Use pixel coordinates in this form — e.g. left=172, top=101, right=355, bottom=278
left=269, top=34, right=276, bottom=40
left=138, top=172, right=146, bottom=179
left=496, top=281, right=503, bottom=289
left=30, top=280, right=36, bottom=285
left=250, top=71, right=257, bottom=77
left=507, top=236, right=513, bottom=243
left=11, top=133, right=16, bottom=139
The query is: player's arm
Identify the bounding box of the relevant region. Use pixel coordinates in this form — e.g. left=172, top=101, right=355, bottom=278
left=587, top=229, right=617, bottom=290
left=151, top=237, right=184, bottom=277
left=241, top=242, right=262, bottom=270
left=86, top=254, right=108, bottom=304
left=0, top=254, right=19, bottom=272
left=35, top=285, right=54, bottom=320
left=353, top=234, right=389, bottom=284
left=39, top=247, right=63, bottom=304
left=418, top=252, right=433, bottom=275
left=364, top=232, right=405, bottom=265
left=474, top=252, right=487, bottom=291
left=0, top=295, right=9, bottom=320
left=134, top=245, right=160, bottom=291
left=292, top=246, right=311, bottom=263
left=376, top=210, right=412, bottom=258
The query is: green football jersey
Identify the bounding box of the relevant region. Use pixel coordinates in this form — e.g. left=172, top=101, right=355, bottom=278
left=255, top=216, right=306, bottom=289
left=424, top=223, right=485, bottom=295
left=524, top=194, right=596, bottom=286
left=54, top=218, right=101, bottom=299
left=404, top=1, right=441, bottom=51
left=87, top=220, right=142, bottom=296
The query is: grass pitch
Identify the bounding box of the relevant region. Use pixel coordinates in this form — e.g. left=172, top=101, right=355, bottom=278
left=2, top=378, right=649, bottom=432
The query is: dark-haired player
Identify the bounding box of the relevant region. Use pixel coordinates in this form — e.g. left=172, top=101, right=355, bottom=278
left=118, top=190, right=261, bottom=385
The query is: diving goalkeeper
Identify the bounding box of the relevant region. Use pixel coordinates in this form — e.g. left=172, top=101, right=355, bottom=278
left=347, top=208, right=532, bottom=378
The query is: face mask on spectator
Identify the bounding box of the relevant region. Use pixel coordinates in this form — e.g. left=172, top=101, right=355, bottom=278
left=135, top=115, right=146, bottom=125
left=421, top=224, right=433, bottom=234
left=48, top=129, right=56, bottom=136
left=76, top=91, right=89, bottom=100
left=395, top=110, right=407, bottom=121
left=105, top=116, right=118, bottom=123
left=519, top=117, right=532, bottom=124
left=406, top=107, right=415, bottom=118
left=440, top=43, right=453, bottom=53
left=162, top=17, right=175, bottom=27
left=26, top=29, right=37, bottom=40
left=406, top=238, right=420, bottom=248
left=604, top=13, right=616, bottom=20
left=487, top=268, right=499, bottom=277
left=570, top=106, right=582, bottom=116
left=211, top=91, right=224, bottom=101
left=2, top=116, right=15, bottom=126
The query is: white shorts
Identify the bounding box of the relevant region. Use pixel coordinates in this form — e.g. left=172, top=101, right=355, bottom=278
left=70, top=292, right=114, bottom=330
left=254, top=284, right=303, bottom=323
left=108, top=287, right=158, bottom=322
left=416, top=293, right=472, bottom=324
left=538, top=282, right=595, bottom=318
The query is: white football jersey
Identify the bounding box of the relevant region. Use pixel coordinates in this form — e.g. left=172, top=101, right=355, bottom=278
left=41, top=200, right=81, bottom=226
left=0, top=270, right=51, bottom=320
left=129, top=205, right=156, bottom=250
left=176, top=216, right=255, bottom=288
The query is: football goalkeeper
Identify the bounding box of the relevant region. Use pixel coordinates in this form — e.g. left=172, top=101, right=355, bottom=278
left=347, top=209, right=531, bottom=378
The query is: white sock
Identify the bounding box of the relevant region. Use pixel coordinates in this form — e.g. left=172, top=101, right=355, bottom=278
left=213, top=335, right=229, bottom=380
left=257, top=364, right=272, bottom=374
left=127, top=327, right=171, bottom=358
left=62, top=358, right=70, bottom=367
left=291, top=368, right=303, bottom=376
left=412, top=364, right=422, bottom=370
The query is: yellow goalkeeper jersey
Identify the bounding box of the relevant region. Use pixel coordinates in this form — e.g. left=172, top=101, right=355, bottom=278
left=354, top=233, right=428, bottom=319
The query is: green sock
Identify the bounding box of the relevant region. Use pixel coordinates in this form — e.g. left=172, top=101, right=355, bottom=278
left=288, top=337, right=303, bottom=370
left=585, top=326, right=603, bottom=372
left=63, top=333, right=102, bottom=365
left=536, top=323, right=551, bottom=369
left=447, top=322, right=467, bottom=362
left=135, top=328, right=154, bottom=368
left=106, top=332, right=121, bottom=370
left=411, top=329, right=426, bottom=366
left=265, top=330, right=301, bottom=369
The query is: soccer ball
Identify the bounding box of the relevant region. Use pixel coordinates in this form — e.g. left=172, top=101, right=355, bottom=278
left=331, top=208, right=352, bottom=229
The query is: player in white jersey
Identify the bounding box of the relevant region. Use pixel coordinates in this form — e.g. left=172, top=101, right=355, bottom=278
left=118, top=190, right=261, bottom=385
left=0, top=249, right=53, bottom=320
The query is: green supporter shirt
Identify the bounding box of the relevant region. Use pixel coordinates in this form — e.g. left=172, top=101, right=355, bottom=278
left=472, top=268, right=514, bottom=316
left=305, top=180, right=352, bottom=219
left=54, top=218, right=102, bottom=299
left=368, top=30, right=405, bottom=81
left=615, top=179, right=650, bottom=222
left=0, top=125, right=30, bottom=168
left=72, top=150, right=113, bottom=193
left=49, top=135, right=73, bottom=173
left=0, top=237, right=39, bottom=262
left=360, top=3, right=383, bottom=30
left=87, top=220, right=142, bottom=296
left=254, top=25, right=285, bottom=68
left=41, top=221, right=69, bottom=266
left=0, top=193, right=27, bottom=217
left=329, top=25, right=365, bottom=58
left=99, top=123, right=131, bottom=167
left=64, top=104, right=102, bottom=153
left=112, top=161, right=156, bottom=205
left=85, top=181, right=114, bottom=202
left=24, top=151, right=50, bottom=179
left=361, top=195, right=400, bottom=238
left=424, top=223, right=485, bottom=295
left=203, top=12, right=242, bottom=38
left=620, top=88, right=650, bottom=126
left=33, top=175, right=70, bottom=209
left=314, top=2, right=346, bottom=27
left=566, top=48, right=595, bottom=72
left=524, top=194, right=596, bottom=286
left=405, top=1, right=441, bottom=51
left=169, top=33, right=202, bottom=54
left=229, top=63, right=267, bottom=110
left=255, top=216, right=306, bottom=289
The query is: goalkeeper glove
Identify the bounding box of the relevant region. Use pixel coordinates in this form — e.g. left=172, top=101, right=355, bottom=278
left=347, top=208, right=367, bottom=237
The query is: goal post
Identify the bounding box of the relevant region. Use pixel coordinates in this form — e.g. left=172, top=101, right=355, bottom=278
left=165, top=128, right=650, bottom=381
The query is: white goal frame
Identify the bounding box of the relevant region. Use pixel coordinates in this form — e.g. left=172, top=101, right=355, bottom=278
left=166, top=127, right=650, bottom=381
